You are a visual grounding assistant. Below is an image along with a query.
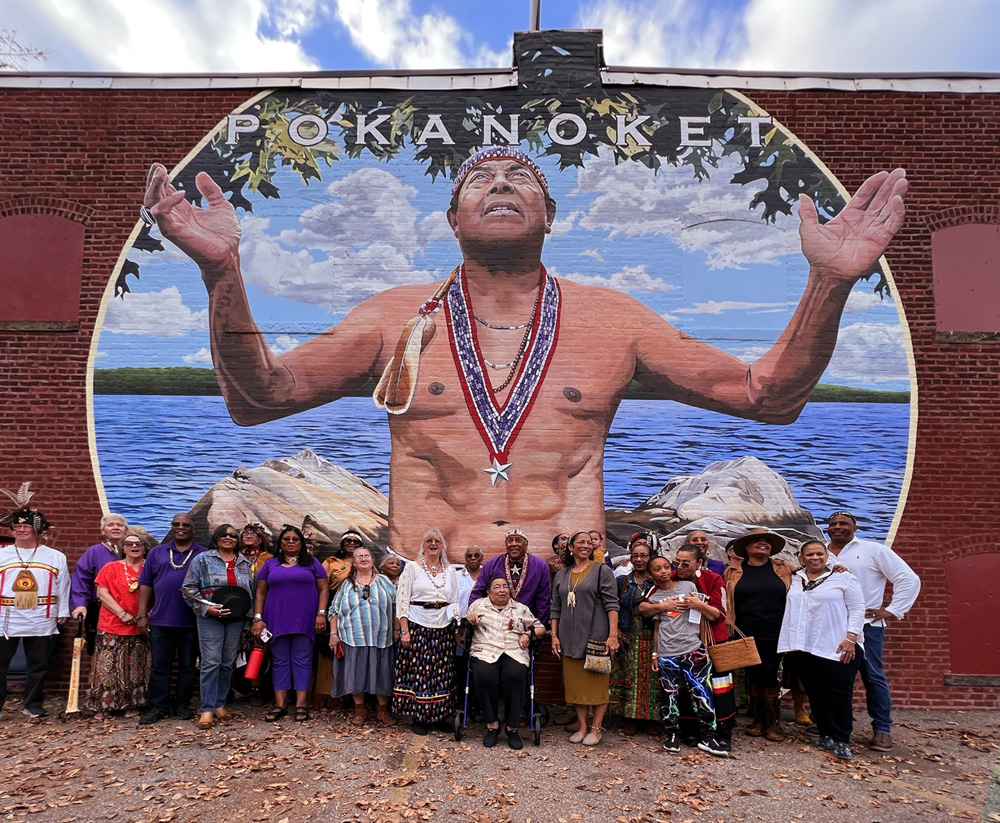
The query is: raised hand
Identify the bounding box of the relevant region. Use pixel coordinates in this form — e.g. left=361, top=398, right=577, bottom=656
left=143, top=163, right=241, bottom=268
left=798, top=168, right=908, bottom=281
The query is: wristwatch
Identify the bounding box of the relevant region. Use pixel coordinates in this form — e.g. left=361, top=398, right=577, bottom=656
left=252, top=613, right=263, bottom=622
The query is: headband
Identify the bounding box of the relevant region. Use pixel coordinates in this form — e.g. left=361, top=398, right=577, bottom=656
left=505, top=528, right=528, bottom=541
left=451, top=147, right=551, bottom=202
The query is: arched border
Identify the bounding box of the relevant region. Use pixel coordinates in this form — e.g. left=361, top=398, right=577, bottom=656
left=0, top=196, right=96, bottom=224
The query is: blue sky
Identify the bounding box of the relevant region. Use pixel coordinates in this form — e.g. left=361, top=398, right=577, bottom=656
left=4, top=0, right=1000, bottom=75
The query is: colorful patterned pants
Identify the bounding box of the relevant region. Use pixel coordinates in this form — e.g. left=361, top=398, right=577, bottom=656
left=657, top=645, right=716, bottom=736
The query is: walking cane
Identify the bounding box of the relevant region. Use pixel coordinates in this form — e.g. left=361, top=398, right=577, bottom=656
left=59, top=615, right=85, bottom=721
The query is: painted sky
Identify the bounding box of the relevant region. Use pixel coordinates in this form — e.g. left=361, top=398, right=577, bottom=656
left=5, top=0, right=1000, bottom=75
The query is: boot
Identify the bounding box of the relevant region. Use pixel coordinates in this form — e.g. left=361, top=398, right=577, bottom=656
left=744, top=684, right=764, bottom=737
left=350, top=703, right=369, bottom=726
left=762, top=687, right=784, bottom=742
left=197, top=711, right=215, bottom=730
left=792, top=687, right=811, bottom=726
left=377, top=704, right=396, bottom=726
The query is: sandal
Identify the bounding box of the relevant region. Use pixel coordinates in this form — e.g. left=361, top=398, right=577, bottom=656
left=264, top=706, right=288, bottom=722
left=294, top=707, right=310, bottom=723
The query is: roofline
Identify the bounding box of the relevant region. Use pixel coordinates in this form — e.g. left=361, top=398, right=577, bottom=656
left=2, top=66, right=1000, bottom=94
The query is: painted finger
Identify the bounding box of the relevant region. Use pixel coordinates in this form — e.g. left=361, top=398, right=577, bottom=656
left=196, top=171, right=229, bottom=209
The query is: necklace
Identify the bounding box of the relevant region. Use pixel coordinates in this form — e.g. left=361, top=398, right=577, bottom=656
left=12, top=545, right=41, bottom=609
left=491, top=291, right=540, bottom=393
left=474, top=314, right=531, bottom=331
left=445, top=265, right=561, bottom=486
left=122, top=560, right=142, bottom=592
left=103, top=540, right=124, bottom=559
left=13, top=545, right=39, bottom=567
left=168, top=545, right=193, bottom=570
left=483, top=356, right=520, bottom=370
left=567, top=562, right=593, bottom=608
left=504, top=554, right=529, bottom=600
left=418, top=557, right=446, bottom=590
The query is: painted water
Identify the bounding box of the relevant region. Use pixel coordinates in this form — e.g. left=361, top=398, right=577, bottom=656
left=94, top=396, right=908, bottom=542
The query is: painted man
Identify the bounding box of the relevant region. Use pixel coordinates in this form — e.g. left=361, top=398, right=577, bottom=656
left=143, top=149, right=907, bottom=559
left=0, top=506, right=70, bottom=718
left=826, top=511, right=920, bottom=752
left=470, top=528, right=551, bottom=625
left=136, top=513, right=206, bottom=724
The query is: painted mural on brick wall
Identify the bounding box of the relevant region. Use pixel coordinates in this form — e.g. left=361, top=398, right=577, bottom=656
left=93, top=60, right=913, bottom=563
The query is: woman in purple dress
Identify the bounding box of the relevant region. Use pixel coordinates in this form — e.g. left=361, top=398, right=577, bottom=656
left=251, top=526, right=329, bottom=722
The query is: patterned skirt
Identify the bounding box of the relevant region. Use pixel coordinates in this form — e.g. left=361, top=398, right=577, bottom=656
left=86, top=631, right=150, bottom=712
left=392, top=624, right=455, bottom=723
left=609, top=625, right=661, bottom=720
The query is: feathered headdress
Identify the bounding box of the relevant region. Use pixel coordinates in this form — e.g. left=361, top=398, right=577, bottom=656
left=0, top=482, right=52, bottom=532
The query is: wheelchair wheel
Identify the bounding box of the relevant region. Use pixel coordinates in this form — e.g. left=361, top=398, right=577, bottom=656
left=533, top=712, right=542, bottom=746
left=537, top=702, right=551, bottom=728
left=454, top=710, right=464, bottom=741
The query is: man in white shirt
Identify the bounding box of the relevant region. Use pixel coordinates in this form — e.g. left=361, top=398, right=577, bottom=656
left=455, top=545, right=483, bottom=617
left=827, top=511, right=921, bottom=752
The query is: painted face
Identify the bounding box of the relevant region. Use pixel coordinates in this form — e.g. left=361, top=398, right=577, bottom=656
left=673, top=551, right=699, bottom=580
left=102, top=518, right=127, bottom=541
left=488, top=578, right=512, bottom=607
left=505, top=534, right=528, bottom=563
left=464, top=547, right=483, bottom=571
left=353, top=548, right=373, bottom=570
left=800, top=542, right=828, bottom=571
left=827, top=515, right=857, bottom=543
left=649, top=557, right=673, bottom=586
left=448, top=159, right=551, bottom=246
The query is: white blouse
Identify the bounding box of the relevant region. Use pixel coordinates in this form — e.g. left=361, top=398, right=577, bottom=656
left=778, top=569, right=866, bottom=662
left=396, top=561, right=460, bottom=628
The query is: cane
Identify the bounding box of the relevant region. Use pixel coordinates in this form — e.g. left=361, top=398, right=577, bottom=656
left=59, top=615, right=85, bottom=721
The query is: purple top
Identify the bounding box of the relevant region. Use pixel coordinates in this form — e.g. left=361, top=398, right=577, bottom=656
left=257, top=556, right=327, bottom=638
left=137, top=541, right=207, bottom=628
left=705, top=558, right=727, bottom=577
left=471, top=553, right=552, bottom=625
left=70, top=542, right=122, bottom=609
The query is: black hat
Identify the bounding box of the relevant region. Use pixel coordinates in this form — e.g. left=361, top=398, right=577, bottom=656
left=211, top=586, right=252, bottom=623
left=731, top=528, right=786, bottom=559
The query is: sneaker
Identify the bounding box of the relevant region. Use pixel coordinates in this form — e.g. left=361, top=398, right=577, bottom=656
left=139, top=708, right=168, bottom=725
left=869, top=732, right=893, bottom=752
left=483, top=728, right=499, bottom=748
left=506, top=729, right=523, bottom=750
left=814, top=735, right=835, bottom=751
left=22, top=706, right=47, bottom=718
left=697, top=736, right=729, bottom=758
left=662, top=733, right=681, bottom=752
left=834, top=742, right=853, bottom=760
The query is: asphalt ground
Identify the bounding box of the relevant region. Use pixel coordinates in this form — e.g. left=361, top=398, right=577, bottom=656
left=0, top=703, right=996, bottom=823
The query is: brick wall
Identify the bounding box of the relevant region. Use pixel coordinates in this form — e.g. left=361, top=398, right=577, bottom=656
left=1, top=82, right=997, bottom=711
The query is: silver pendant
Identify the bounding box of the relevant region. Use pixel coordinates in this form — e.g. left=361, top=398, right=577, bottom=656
left=484, top=457, right=512, bottom=486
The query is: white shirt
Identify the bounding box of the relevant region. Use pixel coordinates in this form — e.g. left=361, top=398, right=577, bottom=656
left=467, top=598, right=541, bottom=667
left=778, top=569, right=866, bottom=661
left=454, top=565, right=478, bottom=617
left=0, top=544, right=70, bottom=638
left=396, top=561, right=460, bottom=628
left=828, top=536, right=920, bottom=626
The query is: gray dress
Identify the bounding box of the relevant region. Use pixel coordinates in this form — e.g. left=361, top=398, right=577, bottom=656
left=550, top=563, right=619, bottom=658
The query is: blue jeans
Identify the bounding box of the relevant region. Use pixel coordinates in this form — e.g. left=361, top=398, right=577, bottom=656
left=196, top=616, right=243, bottom=713
left=860, top=624, right=893, bottom=734
left=148, top=625, right=198, bottom=712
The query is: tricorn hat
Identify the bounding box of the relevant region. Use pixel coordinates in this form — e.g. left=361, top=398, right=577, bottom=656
left=731, top=527, right=785, bottom=559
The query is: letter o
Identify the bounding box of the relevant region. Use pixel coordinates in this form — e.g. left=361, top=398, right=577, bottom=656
left=288, top=114, right=329, bottom=147
left=547, top=113, right=587, bottom=146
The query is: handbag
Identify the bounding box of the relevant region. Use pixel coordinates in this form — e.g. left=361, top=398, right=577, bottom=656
left=704, top=611, right=761, bottom=671
left=582, top=581, right=612, bottom=674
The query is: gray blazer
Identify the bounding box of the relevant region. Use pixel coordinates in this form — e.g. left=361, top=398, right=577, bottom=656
left=550, top=563, right=619, bottom=659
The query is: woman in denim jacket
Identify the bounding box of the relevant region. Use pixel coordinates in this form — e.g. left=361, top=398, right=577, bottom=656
left=182, top=524, right=253, bottom=729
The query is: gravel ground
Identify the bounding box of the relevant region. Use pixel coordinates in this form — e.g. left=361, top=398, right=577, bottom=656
left=0, top=704, right=995, bottom=823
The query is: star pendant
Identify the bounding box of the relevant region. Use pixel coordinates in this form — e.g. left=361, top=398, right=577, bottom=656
left=484, top=457, right=512, bottom=486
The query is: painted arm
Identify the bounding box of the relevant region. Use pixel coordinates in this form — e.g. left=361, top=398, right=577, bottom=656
left=633, top=169, right=908, bottom=424
left=144, top=163, right=386, bottom=425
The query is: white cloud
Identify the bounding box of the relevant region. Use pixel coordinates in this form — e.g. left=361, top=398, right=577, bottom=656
left=239, top=167, right=440, bottom=312
left=558, top=264, right=678, bottom=294
left=183, top=347, right=213, bottom=364
left=581, top=0, right=999, bottom=74
left=269, top=334, right=302, bottom=355
left=5, top=0, right=319, bottom=73
left=572, top=149, right=801, bottom=270
left=419, top=211, right=455, bottom=244
left=550, top=210, right=580, bottom=237
left=844, top=288, right=893, bottom=315
left=332, top=0, right=508, bottom=70
left=674, top=300, right=792, bottom=315
left=581, top=249, right=604, bottom=262
left=104, top=286, right=208, bottom=336
left=826, top=322, right=910, bottom=384
left=95, top=350, right=108, bottom=360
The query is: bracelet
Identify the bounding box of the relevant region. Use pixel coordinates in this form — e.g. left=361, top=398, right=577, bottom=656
left=317, top=610, right=326, bottom=616
left=844, top=639, right=856, bottom=645
left=136, top=615, right=149, bottom=621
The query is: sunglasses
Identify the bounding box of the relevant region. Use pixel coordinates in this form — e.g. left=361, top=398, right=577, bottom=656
left=171, top=522, right=192, bottom=529
left=220, top=533, right=239, bottom=539
left=673, top=560, right=697, bottom=568
left=361, top=584, right=371, bottom=600
left=123, top=540, right=145, bottom=548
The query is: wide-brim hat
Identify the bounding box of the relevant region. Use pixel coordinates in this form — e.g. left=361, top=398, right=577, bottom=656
left=210, top=586, right=252, bottom=623
left=731, top=528, right=785, bottom=559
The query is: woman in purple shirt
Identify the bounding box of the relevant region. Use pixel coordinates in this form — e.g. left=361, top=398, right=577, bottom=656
left=251, top=526, right=328, bottom=722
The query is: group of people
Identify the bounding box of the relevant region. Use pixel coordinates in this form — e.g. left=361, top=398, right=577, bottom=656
left=0, top=497, right=920, bottom=763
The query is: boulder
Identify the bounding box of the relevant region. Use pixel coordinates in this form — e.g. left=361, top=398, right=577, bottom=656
left=188, top=449, right=388, bottom=557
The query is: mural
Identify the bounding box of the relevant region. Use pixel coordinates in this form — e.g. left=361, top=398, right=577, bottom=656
left=92, top=55, right=912, bottom=562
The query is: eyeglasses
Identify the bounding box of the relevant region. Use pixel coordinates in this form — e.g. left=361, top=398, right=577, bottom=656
left=123, top=540, right=145, bottom=548
left=674, top=560, right=697, bottom=568
left=171, top=522, right=192, bottom=529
